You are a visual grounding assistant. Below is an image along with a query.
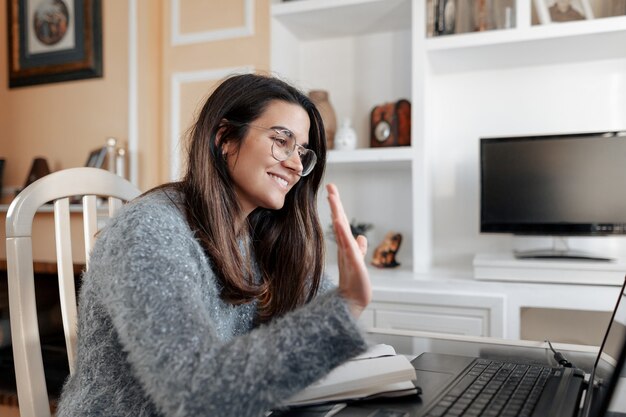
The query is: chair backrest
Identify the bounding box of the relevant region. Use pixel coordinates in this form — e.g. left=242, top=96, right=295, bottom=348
left=6, top=167, right=141, bottom=417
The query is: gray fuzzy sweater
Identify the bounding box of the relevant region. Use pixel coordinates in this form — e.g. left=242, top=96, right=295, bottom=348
left=55, top=190, right=367, bottom=417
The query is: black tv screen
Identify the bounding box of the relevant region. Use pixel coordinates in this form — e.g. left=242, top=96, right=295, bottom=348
left=480, top=132, right=626, bottom=236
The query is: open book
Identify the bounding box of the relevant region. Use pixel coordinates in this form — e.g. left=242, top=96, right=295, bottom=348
left=284, top=344, right=419, bottom=407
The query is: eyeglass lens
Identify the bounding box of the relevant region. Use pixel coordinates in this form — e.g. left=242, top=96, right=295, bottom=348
left=272, top=130, right=316, bottom=176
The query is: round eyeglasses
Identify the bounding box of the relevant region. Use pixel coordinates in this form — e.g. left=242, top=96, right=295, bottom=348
left=240, top=123, right=317, bottom=177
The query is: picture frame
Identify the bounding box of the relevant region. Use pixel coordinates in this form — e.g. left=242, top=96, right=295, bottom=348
left=7, top=0, right=103, bottom=88
left=534, top=0, right=594, bottom=24
left=85, top=146, right=107, bottom=169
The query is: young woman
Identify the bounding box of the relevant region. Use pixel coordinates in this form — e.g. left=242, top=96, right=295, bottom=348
left=56, top=73, right=371, bottom=417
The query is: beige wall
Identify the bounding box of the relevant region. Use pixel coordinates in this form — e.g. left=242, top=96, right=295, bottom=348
left=0, top=0, right=269, bottom=192
left=0, top=2, right=12, bottom=172
left=0, top=0, right=270, bottom=263
left=136, top=1, right=163, bottom=189
left=0, top=0, right=130, bottom=189
left=521, top=307, right=612, bottom=346
left=162, top=0, right=270, bottom=180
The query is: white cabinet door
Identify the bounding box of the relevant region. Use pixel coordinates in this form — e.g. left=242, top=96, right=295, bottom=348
left=366, top=289, right=505, bottom=337
left=374, top=303, right=488, bottom=336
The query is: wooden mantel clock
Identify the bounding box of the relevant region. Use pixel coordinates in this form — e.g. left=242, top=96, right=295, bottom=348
left=370, top=99, right=411, bottom=148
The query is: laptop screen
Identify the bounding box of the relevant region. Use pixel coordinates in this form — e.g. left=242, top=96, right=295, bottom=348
left=588, top=278, right=626, bottom=416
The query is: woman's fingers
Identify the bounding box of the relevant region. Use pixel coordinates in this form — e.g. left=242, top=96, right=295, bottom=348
left=327, top=184, right=351, bottom=225
left=356, top=235, right=368, bottom=257
left=326, top=183, right=372, bottom=318
left=327, top=184, right=368, bottom=260
left=327, top=186, right=353, bottom=243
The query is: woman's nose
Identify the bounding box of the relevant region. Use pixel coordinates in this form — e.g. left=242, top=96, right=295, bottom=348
left=282, top=150, right=304, bottom=174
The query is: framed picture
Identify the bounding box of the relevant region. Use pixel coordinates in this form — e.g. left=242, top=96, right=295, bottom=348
left=7, top=0, right=103, bottom=88
left=534, top=0, right=594, bottom=24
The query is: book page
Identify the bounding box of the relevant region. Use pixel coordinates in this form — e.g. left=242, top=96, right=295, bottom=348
left=284, top=348, right=417, bottom=406
left=351, top=344, right=396, bottom=360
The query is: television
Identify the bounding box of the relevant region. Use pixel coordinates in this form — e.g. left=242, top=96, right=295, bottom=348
left=480, top=131, right=626, bottom=260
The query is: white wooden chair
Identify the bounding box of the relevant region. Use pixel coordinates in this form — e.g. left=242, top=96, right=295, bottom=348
left=6, top=167, right=141, bottom=417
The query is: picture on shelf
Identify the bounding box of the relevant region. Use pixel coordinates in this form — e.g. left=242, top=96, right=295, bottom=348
left=85, top=147, right=107, bottom=169
left=534, top=0, right=594, bottom=24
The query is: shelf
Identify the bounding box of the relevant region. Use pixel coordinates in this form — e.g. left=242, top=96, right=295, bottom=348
left=324, top=262, right=416, bottom=282
left=425, top=15, right=626, bottom=72
left=327, top=147, right=414, bottom=164
left=427, top=15, right=626, bottom=50
left=272, top=0, right=411, bottom=40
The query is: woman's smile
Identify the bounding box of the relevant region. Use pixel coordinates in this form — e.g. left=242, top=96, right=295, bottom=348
left=268, top=172, right=289, bottom=189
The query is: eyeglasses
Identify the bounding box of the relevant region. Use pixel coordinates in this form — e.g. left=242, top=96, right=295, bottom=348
left=241, top=123, right=317, bottom=177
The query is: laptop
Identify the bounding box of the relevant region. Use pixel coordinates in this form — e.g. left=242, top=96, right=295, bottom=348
left=318, top=276, right=626, bottom=417
left=581, top=276, right=626, bottom=417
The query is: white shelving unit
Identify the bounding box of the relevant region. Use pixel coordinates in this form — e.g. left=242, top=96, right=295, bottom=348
left=422, top=1, right=626, bottom=270
left=271, top=0, right=421, bottom=272
left=271, top=0, right=626, bottom=286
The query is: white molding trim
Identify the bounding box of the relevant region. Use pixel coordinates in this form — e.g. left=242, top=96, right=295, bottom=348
left=128, top=0, right=139, bottom=186
left=170, top=0, right=254, bottom=46
left=169, top=66, right=254, bottom=181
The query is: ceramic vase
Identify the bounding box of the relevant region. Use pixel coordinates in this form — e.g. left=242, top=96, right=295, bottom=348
left=334, top=118, right=357, bottom=151
left=308, top=90, right=337, bottom=150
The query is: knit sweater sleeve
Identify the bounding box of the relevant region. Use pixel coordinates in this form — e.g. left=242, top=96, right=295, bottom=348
left=92, top=195, right=367, bottom=417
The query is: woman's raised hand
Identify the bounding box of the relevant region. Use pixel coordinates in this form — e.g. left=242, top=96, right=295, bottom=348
left=326, top=183, right=372, bottom=319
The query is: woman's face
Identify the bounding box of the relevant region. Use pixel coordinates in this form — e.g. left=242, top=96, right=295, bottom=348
left=223, top=100, right=311, bottom=217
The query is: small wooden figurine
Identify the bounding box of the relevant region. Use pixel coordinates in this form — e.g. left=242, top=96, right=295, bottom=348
left=371, top=232, right=402, bottom=268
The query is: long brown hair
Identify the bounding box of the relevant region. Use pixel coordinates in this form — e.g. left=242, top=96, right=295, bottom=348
left=171, top=73, right=327, bottom=323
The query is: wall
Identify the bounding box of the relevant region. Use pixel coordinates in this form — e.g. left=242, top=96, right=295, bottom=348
left=0, top=0, right=270, bottom=191
left=521, top=307, right=611, bottom=346
left=0, top=0, right=134, bottom=264
left=429, top=57, right=626, bottom=267
left=0, top=3, right=12, bottom=184
left=135, top=0, right=163, bottom=190
left=0, top=1, right=8, bottom=164
left=0, top=0, right=270, bottom=263
left=162, top=0, right=270, bottom=180
left=0, top=0, right=130, bottom=190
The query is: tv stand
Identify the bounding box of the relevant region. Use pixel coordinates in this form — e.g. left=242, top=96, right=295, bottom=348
left=473, top=253, right=626, bottom=285
left=513, top=249, right=614, bottom=262
left=513, top=236, right=615, bottom=262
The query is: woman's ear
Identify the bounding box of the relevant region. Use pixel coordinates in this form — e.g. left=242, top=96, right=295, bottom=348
left=222, top=142, right=231, bottom=159
left=215, top=121, right=231, bottom=157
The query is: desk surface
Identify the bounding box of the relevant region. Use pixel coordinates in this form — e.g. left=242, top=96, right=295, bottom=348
left=274, top=331, right=626, bottom=417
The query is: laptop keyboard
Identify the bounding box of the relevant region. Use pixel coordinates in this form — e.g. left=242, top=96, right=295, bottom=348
left=425, top=359, right=553, bottom=417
